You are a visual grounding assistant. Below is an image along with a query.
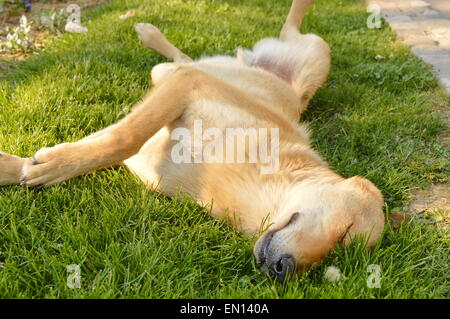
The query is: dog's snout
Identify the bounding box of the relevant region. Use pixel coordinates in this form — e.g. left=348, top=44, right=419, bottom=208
left=269, top=254, right=296, bottom=282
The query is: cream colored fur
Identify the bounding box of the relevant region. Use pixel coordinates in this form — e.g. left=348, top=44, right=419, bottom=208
left=0, top=0, right=384, bottom=280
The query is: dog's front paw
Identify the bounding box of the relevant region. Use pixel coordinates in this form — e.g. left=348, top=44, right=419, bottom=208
left=0, top=152, right=29, bottom=186
left=20, top=143, right=83, bottom=188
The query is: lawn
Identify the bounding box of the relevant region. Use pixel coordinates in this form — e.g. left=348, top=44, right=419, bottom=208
left=0, top=0, right=448, bottom=298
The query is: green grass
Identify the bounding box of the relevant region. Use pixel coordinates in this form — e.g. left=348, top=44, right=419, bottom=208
left=0, top=0, right=449, bottom=298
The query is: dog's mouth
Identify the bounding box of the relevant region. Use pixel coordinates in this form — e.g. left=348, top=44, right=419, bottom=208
left=255, top=212, right=300, bottom=281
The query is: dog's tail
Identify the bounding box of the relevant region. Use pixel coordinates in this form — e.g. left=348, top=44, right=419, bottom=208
left=280, top=0, right=315, bottom=40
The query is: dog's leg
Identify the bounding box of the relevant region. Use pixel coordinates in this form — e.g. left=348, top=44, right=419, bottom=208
left=20, top=66, right=254, bottom=188
left=280, top=0, right=315, bottom=41
left=1, top=126, right=121, bottom=187
left=135, top=23, right=192, bottom=63
left=79, top=125, right=118, bottom=142
left=276, top=0, right=330, bottom=109
left=0, top=153, right=30, bottom=186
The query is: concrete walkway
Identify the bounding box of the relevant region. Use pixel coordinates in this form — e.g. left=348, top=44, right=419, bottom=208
left=368, top=0, right=450, bottom=93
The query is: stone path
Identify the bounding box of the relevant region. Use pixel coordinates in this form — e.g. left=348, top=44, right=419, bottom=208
left=368, top=0, right=450, bottom=92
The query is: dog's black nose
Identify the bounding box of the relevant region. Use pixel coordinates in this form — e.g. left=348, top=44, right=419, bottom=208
left=269, top=254, right=296, bottom=282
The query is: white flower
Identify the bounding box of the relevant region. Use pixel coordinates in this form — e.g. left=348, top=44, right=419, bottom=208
left=19, top=15, right=28, bottom=26
left=324, top=266, right=342, bottom=283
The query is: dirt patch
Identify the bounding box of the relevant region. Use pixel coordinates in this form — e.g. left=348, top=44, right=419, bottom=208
left=409, top=184, right=450, bottom=212
left=406, top=184, right=449, bottom=229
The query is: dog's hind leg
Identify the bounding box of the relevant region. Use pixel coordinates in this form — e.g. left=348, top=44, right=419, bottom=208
left=246, top=1, right=330, bottom=118
left=277, top=0, right=330, bottom=111
left=280, top=0, right=315, bottom=41
left=135, top=23, right=192, bottom=63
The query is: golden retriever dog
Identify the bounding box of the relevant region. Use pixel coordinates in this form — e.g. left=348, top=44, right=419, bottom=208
left=0, top=0, right=384, bottom=281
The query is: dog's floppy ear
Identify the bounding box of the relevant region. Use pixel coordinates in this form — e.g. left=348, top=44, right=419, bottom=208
left=333, top=176, right=385, bottom=247
left=327, top=214, right=354, bottom=247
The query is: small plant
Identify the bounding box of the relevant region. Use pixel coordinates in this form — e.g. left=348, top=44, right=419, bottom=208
left=1, top=15, right=33, bottom=53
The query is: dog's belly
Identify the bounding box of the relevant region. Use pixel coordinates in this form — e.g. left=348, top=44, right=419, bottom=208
left=190, top=60, right=299, bottom=115
left=123, top=98, right=273, bottom=192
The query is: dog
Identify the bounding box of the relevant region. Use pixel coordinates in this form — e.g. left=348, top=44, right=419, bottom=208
left=0, top=0, right=384, bottom=282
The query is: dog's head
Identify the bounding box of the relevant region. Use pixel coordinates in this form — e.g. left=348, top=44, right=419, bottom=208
left=253, top=176, right=384, bottom=281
